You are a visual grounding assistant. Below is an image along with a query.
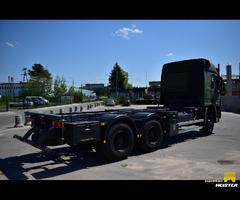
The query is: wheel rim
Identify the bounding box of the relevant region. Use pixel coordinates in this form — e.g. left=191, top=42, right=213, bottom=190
left=114, top=131, right=128, bottom=152
left=207, top=118, right=214, bottom=132
left=147, top=126, right=159, bottom=144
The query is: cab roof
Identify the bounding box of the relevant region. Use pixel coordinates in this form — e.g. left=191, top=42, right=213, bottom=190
left=162, top=58, right=217, bottom=74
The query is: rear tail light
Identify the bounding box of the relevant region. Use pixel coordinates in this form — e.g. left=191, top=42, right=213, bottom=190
left=51, top=121, right=64, bottom=128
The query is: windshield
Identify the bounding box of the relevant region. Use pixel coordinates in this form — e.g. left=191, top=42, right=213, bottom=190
left=26, top=97, right=33, bottom=101
left=39, top=97, right=47, bottom=101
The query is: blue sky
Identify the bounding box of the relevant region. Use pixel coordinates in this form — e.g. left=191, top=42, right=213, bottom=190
left=1, top=20, right=240, bottom=88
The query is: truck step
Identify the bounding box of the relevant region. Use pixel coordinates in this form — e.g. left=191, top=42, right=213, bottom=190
left=178, top=126, right=203, bottom=134
left=177, top=119, right=204, bottom=126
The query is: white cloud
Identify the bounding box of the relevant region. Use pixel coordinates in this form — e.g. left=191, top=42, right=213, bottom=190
left=114, top=25, right=142, bottom=40
left=166, top=53, right=173, bottom=56
left=5, top=42, right=15, bottom=47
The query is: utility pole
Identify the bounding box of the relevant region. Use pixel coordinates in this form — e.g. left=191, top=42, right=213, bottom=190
left=106, top=74, right=110, bottom=98
left=226, top=64, right=232, bottom=97
left=146, top=72, right=148, bottom=94
left=22, top=68, right=28, bottom=83
left=116, top=70, right=118, bottom=98
left=22, top=68, right=28, bottom=98
left=81, top=84, right=83, bottom=103
left=69, top=77, right=74, bottom=88
left=131, top=72, right=133, bottom=88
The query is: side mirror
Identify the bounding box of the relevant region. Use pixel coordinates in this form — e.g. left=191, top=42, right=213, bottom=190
left=217, top=77, right=223, bottom=92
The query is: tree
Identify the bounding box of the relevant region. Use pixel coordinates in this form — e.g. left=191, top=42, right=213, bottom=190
left=28, top=64, right=51, bottom=78
left=26, top=64, right=52, bottom=97
left=91, top=87, right=108, bottom=97
left=68, top=86, right=75, bottom=96
left=53, top=75, right=67, bottom=102
left=67, top=86, right=83, bottom=103
left=109, top=62, right=132, bottom=90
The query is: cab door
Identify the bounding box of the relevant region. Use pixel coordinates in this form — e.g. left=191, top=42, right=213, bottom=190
left=211, top=73, right=221, bottom=106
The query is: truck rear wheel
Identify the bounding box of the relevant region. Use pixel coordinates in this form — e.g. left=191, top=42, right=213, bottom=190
left=139, top=120, right=163, bottom=152
left=102, top=123, right=134, bottom=161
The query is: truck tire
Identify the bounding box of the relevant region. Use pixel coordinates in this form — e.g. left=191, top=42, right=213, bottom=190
left=102, top=123, right=134, bottom=161
left=139, top=120, right=163, bottom=152
left=200, top=113, right=214, bottom=136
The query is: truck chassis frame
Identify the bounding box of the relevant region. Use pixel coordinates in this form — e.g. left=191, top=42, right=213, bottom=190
left=13, top=106, right=212, bottom=161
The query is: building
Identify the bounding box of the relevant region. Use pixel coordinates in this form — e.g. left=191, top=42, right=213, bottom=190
left=0, top=82, right=27, bottom=98
left=109, top=80, right=160, bottom=100
left=221, top=64, right=240, bottom=113
left=221, top=64, right=240, bottom=96
left=75, top=88, right=96, bottom=100
left=110, top=87, right=160, bottom=100
left=61, top=95, right=74, bottom=103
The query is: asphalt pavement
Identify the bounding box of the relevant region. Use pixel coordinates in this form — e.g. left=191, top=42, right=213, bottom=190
left=0, top=105, right=240, bottom=180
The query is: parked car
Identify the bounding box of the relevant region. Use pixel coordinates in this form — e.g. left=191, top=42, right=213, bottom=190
left=9, top=99, right=33, bottom=107
left=122, top=99, right=131, bottom=106
left=106, top=99, right=115, bottom=106
left=38, top=96, right=49, bottom=105
left=33, top=97, right=44, bottom=105
left=25, top=97, right=43, bottom=106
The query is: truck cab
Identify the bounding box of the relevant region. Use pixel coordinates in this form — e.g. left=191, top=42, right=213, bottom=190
left=160, top=58, right=222, bottom=123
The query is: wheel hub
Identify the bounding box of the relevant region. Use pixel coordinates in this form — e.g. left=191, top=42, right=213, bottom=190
left=114, top=132, right=127, bottom=150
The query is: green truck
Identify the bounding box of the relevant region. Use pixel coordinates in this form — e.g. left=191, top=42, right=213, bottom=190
left=14, top=58, right=222, bottom=161
left=160, top=58, right=222, bottom=132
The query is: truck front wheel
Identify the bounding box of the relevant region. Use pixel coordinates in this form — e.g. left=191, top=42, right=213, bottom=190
left=102, top=123, right=134, bottom=161
left=200, top=113, right=214, bottom=136
left=139, top=120, right=163, bottom=152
